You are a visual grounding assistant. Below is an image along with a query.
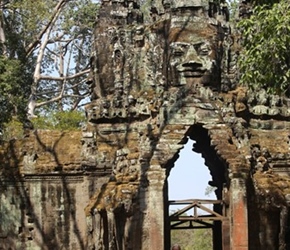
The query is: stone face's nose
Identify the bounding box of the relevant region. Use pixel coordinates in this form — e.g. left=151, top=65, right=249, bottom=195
left=182, top=46, right=203, bottom=67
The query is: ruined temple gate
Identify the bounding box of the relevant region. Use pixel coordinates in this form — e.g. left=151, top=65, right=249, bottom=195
left=1, top=0, right=290, bottom=249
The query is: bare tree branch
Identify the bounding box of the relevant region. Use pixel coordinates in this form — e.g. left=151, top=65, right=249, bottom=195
left=25, top=0, right=98, bottom=116
left=39, top=69, right=90, bottom=81
left=28, top=0, right=70, bottom=117
left=35, top=93, right=90, bottom=108
left=25, top=0, right=68, bottom=57
left=0, top=0, right=7, bottom=56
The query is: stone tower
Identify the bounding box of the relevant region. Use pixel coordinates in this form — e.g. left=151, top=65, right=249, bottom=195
left=84, top=0, right=240, bottom=249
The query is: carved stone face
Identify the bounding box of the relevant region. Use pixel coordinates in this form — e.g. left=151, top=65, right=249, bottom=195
left=170, top=40, right=213, bottom=77
left=169, top=15, right=220, bottom=86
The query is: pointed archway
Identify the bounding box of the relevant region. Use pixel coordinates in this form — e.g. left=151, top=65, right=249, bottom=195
left=164, top=125, right=230, bottom=250
left=168, top=138, right=215, bottom=203
left=168, top=138, right=215, bottom=249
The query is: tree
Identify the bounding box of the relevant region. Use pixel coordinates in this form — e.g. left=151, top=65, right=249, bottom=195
left=0, top=0, right=35, bottom=125
left=0, top=57, right=31, bottom=124
left=252, top=0, right=279, bottom=5
left=27, top=0, right=99, bottom=115
left=238, top=0, right=290, bottom=94
left=23, top=0, right=98, bottom=115
left=0, top=0, right=99, bottom=126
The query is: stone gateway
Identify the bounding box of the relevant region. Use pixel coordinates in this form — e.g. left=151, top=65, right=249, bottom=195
left=1, top=0, right=290, bottom=249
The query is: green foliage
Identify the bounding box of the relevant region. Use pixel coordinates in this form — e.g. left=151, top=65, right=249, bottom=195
left=7, top=0, right=56, bottom=43
left=252, top=0, right=280, bottom=6
left=0, top=0, right=99, bottom=117
left=0, top=111, right=84, bottom=141
left=32, top=111, right=85, bottom=131
left=0, top=57, right=30, bottom=126
left=62, top=0, right=99, bottom=33
left=205, top=185, right=216, bottom=197
left=1, top=119, right=24, bottom=141
left=33, top=0, right=99, bottom=110
left=238, top=0, right=290, bottom=94
left=171, top=226, right=212, bottom=250
left=228, top=0, right=239, bottom=23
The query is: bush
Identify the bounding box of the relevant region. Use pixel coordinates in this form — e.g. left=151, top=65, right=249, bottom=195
left=0, top=111, right=85, bottom=141
left=238, top=0, right=290, bottom=94
left=171, top=226, right=212, bottom=250
left=32, top=111, right=85, bottom=130
left=1, top=119, right=24, bottom=141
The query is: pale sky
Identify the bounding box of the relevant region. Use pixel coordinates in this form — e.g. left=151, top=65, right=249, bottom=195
left=168, top=138, right=215, bottom=212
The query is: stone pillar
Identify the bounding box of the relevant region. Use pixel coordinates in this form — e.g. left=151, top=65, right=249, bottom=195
left=222, top=185, right=231, bottom=250
left=230, top=177, right=248, bottom=250
left=145, top=165, right=166, bottom=250
left=222, top=219, right=231, bottom=250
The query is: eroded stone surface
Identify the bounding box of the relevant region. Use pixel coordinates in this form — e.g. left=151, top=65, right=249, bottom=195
left=0, top=131, right=93, bottom=249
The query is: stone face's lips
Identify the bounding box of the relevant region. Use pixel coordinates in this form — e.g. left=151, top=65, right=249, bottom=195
left=175, top=61, right=209, bottom=78
left=177, top=63, right=207, bottom=77
left=180, top=70, right=206, bottom=77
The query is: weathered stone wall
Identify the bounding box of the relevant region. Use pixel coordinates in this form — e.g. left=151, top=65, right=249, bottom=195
left=1, top=175, right=87, bottom=249
left=0, top=131, right=108, bottom=250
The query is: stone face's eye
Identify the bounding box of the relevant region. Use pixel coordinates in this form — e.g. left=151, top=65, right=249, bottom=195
left=198, top=43, right=211, bottom=56
left=172, top=49, right=184, bottom=57
left=171, top=43, right=188, bottom=57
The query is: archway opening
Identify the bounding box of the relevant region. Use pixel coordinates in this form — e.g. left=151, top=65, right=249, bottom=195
left=168, top=138, right=215, bottom=250
left=164, top=125, right=229, bottom=250
left=168, top=138, right=215, bottom=205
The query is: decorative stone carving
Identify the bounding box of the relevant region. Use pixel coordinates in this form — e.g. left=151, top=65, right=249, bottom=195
left=250, top=145, right=271, bottom=173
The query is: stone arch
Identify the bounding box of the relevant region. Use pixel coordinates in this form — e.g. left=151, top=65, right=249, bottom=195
left=160, top=124, right=229, bottom=249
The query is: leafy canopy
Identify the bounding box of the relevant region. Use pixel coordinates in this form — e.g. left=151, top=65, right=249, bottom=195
left=238, top=0, right=290, bottom=94
left=32, top=110, right=85, bottom=131
left=1, top=110, right=85, bottom=141
left=0, top=56, right=31, bottom=124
